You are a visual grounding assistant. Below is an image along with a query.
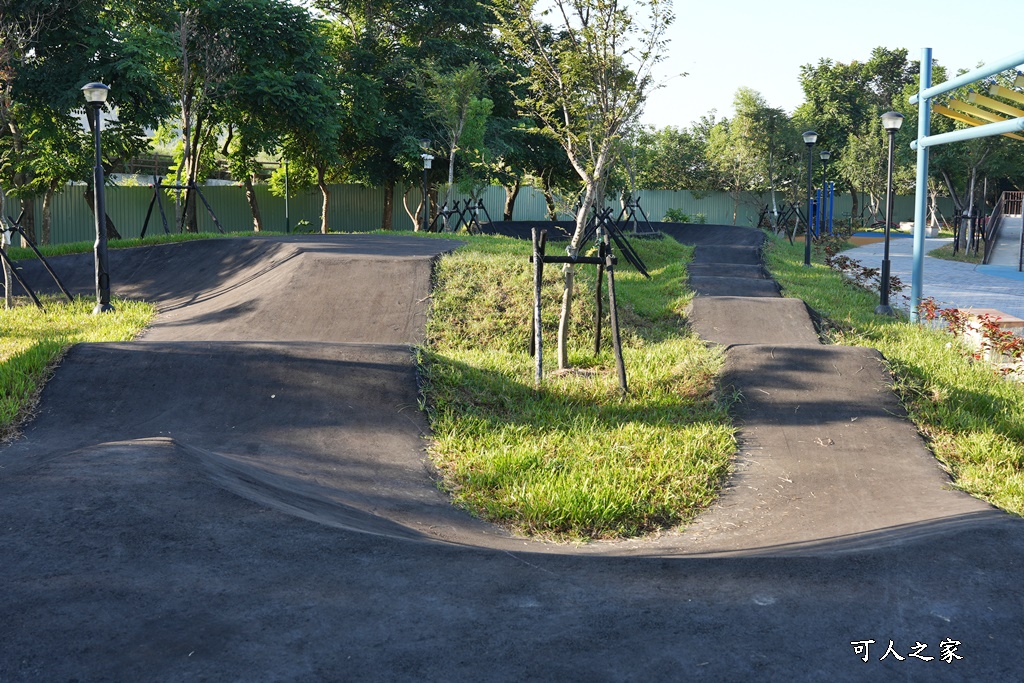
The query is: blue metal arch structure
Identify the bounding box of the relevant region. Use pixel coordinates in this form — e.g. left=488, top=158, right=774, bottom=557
left=909, top=48, right=1024, bottom=321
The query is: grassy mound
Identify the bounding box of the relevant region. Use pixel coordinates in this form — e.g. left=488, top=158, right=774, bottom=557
left=420, top=234, right=735, bottom=541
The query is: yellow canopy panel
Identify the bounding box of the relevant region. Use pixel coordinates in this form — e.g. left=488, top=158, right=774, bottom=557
left=932, top=104, right=1024, bottom=141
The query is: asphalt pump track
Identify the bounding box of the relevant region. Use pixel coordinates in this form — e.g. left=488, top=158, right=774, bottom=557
left=2, top=231, right=1023, bottom=681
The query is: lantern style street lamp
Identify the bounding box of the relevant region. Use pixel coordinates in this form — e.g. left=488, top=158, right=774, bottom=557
left=802, top=130, right=818, bottom=266
left=819, top=149, right=831, bottom=187
left=82, top=82, right=113, bottom=314
left=419, top=139, right=433, bottom=232
left=819, top=149, right=832, bottom=236
left=876, top=111, right=905, bottom=316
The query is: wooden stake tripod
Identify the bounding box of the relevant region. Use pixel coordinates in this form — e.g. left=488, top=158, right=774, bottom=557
left=614, top=194, right=656, bottom=235
left=530, top=224, right=630, bottom=395
left=0, top=210, right=74, bottom=309
left=141, top=179, right=225, bottom=237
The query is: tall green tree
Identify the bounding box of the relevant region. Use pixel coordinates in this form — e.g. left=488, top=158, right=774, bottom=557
left=162, top=0, right=337, bottom=233
left=1, top=0, right=171, bottom=242
left=730, top=88, right=798, bottom=227
left=617, top=124, right=712, bottom=192
left=221, top=1, right=338, bottom=232
left=315, top=0, right=507, bottom=230
left=494, top=0, right=673, bottom=369
left=795, top=47, right=917, bottom=221
left=420, top=61, right=490, bottom=226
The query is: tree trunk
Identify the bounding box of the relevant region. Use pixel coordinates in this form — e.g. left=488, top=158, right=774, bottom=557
left=503, top=179, right=520, bottom=221
left=928, top=181, right=944, bottom=228
left=1, top=190, right=10, bottom=309
left=183, top=127, right=204, bottom=233
left=317, top=166, right=330, bottom=234
left=541, top=171, right=557, bottom=220
left=849, top=186, right=859, bottom=226
left=1, top=234, right=10, bottom=309
left=380, top=178, right=395, bottom=231
left=401, top=184, right=418, bottom=228
left=41, top=185, right=54, bottom=245
left=557, top=166, right=601, bottom=370
left=20, top=197, right=36, bottom=243
left=443, top=147, right=457, bottom=230
left=243, top=175, right=263, bottom=232
left=962, top=167, right=978, bottom=247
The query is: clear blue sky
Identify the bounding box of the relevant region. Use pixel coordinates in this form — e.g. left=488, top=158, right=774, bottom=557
left=642, top=0, right=1024, bottom=129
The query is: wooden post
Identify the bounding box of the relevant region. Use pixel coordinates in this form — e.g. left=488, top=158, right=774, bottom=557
left=605, top=245, right=627, bottom=395
left=594, top=239, right=604, bottom=355
left=532, top=229, right=546, bottom=387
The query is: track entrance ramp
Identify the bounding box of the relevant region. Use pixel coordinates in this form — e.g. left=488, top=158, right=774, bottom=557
left=3, top=235, right=531, bottom=545
left=666, top=224, right=1007, bottom=555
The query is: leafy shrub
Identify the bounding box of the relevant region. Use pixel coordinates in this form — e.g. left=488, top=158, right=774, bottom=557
left=662, top=208, right=690, bottom=223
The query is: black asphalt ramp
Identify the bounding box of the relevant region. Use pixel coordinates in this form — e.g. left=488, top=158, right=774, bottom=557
left=4, top=231, right=1024, bottom=680
left=687, top=296, right=819, bottom=347
left=668, top=223, right=1008, bottom=556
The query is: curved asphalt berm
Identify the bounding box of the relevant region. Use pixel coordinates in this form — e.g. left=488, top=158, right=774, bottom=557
left=2, top=231, right=1024, bottom=680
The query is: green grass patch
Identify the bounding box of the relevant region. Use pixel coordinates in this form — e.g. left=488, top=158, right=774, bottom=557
left=927, top=242, right=983, bottom=265
left=765, top=235, right=1024, bottom=515
left=420, top=234, right=736, bottom=541
left=0, top=296, right=155, bottom=441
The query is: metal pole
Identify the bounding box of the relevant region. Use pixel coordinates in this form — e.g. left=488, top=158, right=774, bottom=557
left=91, top=103, right=113, bottom=314
left=421, top=165, right=429, bottom=232
left=877, top=127, right=897, bottom=316
left=804, top=142, right=814, bottom=266
left=911, top=49, right=932, bottom=323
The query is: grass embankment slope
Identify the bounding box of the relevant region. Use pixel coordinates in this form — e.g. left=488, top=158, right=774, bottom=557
left=0, top=296, right=154, bottom=442
left=421, top=235, right=735, bottom=541
left=766, top=236, right=1024, bottom=515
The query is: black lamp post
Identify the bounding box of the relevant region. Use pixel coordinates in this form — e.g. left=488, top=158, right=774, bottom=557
left=82, top=82, right=113, bottom=314
left=802, top=130, right=818, bottom=266
left=876, top=111, right=904, bottom=316
left=419, top=139, right=433, bottom=232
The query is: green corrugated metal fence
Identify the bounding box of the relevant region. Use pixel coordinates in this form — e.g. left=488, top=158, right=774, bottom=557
left=0, top=182, right=954, bottom=247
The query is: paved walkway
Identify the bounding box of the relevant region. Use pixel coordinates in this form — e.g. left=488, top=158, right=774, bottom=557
left=843, top=236, right=1024, bottom=319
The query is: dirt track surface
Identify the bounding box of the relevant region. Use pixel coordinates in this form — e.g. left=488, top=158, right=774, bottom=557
left=3, top=231, right=1023, bottom=681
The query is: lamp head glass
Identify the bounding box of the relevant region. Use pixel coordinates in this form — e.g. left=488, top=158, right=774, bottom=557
left=881, top=111, right=904, bottom=132
left=81, top=82, right=110, bottom=104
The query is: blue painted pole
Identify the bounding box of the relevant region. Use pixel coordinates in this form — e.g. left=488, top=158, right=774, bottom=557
left=816, top=189, right=822, bottom=237
left=910, top=49, right=1024, bottom=104
left=911, top=48, right=932, bottom=323
left=913, top=116, right=1024, bottom=149
left=828, top=182, right=835, bottom=235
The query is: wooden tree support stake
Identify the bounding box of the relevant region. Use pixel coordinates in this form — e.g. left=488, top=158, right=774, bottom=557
left=530, top=227, right=628, bottom=395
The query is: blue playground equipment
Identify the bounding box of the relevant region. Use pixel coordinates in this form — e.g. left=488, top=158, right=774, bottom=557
left=908, top=48, right=1024, bottom=322
left=811, top=182, right=835, bottom=237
